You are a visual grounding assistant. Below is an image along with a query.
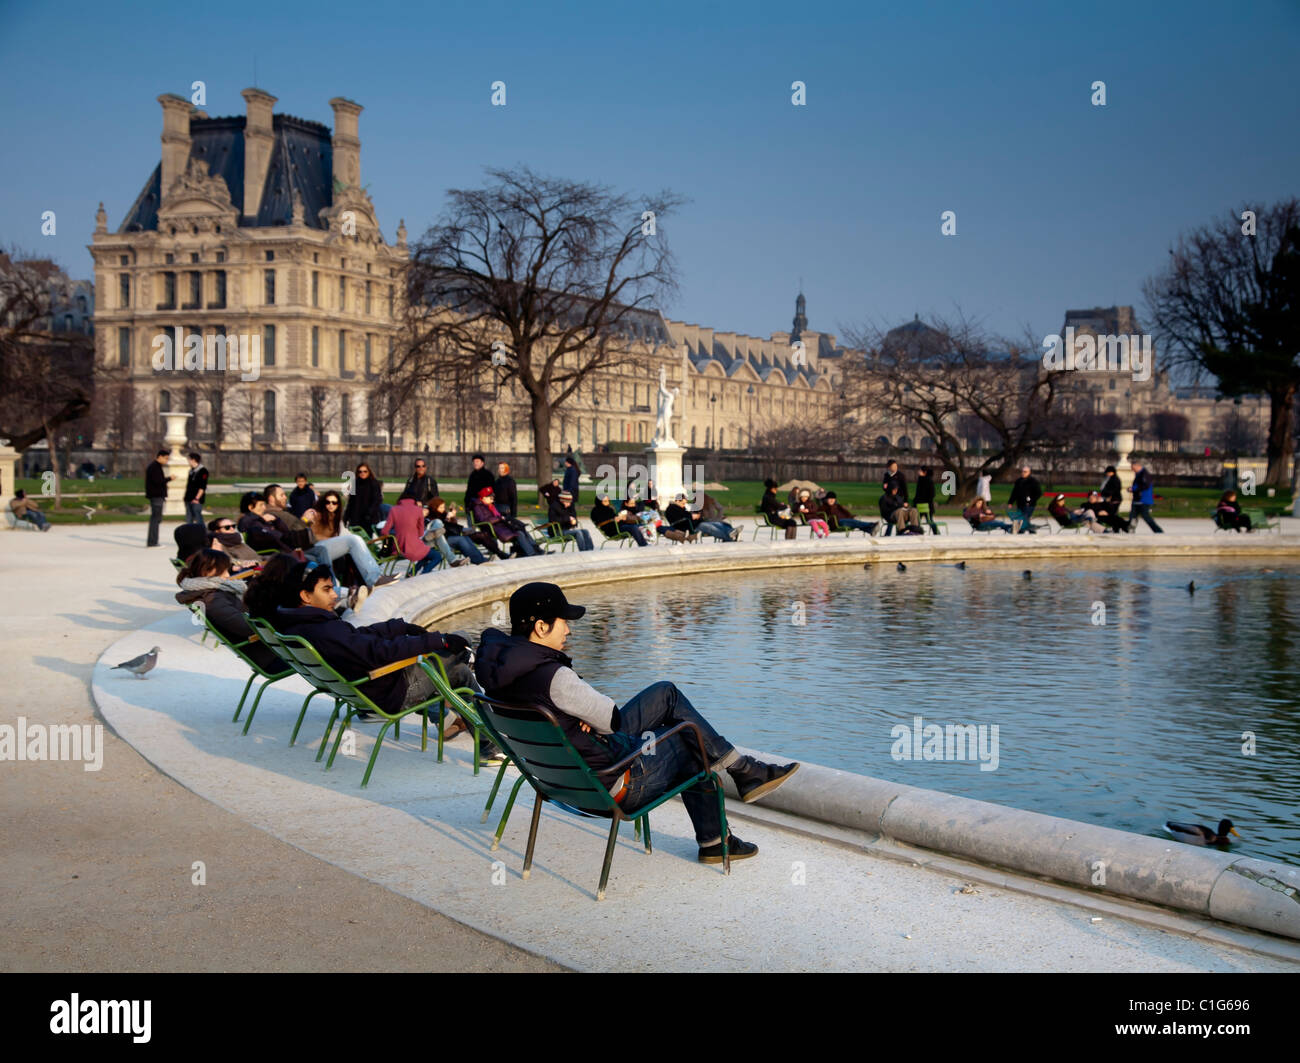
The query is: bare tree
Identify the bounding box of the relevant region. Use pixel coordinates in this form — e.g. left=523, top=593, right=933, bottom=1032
left=843, top=313, right=1068, bottom=498
left=1210, top=404, right=1264, bottom=455
left=1144, top=198, right=1300, bottom=484
left=392, top=167, right=683, bottom=483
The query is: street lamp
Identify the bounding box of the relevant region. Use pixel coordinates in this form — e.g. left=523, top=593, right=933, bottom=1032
left=746, top=384, right=755, bottom=447
left=710, top=393, right=718, bottom=450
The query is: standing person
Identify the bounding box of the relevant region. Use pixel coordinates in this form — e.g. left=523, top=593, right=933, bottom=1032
left=562, top=455, right=580, bottom=500
left=343, top=461, right=384, bottom=537
left=1007, top=465, right=1042, bottom=534
left=975, top=471, right=993, bottom=504
left=1128, top=460, right=1164, bottom=533
left=8, top=489, right=50, bottom=531
left=464, top=455, right=495, bottom=510
left=882, top=460, right=908, bottom=504
left=1099, top=465, right=1123, bottom=507
left=183, top=452, right=208, bottom=526
left=761, top=478, right=799, bottom=540
left=913, top=466, right=939, bottom=533
left=403, top=458, right=439, bottom=507
left=494, top=462, right=519, bottom=520
left=474, top=582, right=799, bottom=865
left=145, top=449, right=171, bottom=547
left=288, top=473, right=317, bottom=518
left=547, top=489, right=594, bottom=551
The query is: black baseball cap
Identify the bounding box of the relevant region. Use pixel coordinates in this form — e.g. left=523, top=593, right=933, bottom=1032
left=509, top=582, right=586, bottom=630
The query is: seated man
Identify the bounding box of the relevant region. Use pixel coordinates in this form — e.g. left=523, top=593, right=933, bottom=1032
left=818, top=491, right=876, bottom=534
left=263, top=483, right=315, bottom=549
left=546, top=489, right=594, bottom=551
left=760, top=479, right=798, bottom=539
left=278, top=562, right=500, bottom=757
left=237, top=491, right=299, bottom=554
left=879, top=483, right=921, bottom=534
left=9, top=489, right=50, bottom=530
left=475, top=582, right=799, bottom=864
left=591, top=492, right=647, bottom=546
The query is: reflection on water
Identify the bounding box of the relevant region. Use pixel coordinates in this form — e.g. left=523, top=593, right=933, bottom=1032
left=453, top=558, right=1300, bottom=864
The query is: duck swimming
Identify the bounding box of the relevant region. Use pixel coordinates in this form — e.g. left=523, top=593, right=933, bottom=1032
left=1165, top=818, right=1240, bottom=846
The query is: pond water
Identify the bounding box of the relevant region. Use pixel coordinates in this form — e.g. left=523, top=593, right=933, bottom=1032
left=451, top=557, right=1300, bottom=864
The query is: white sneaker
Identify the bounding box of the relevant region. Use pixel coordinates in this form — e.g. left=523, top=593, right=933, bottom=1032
left=348, top=584, right=370, bottom=611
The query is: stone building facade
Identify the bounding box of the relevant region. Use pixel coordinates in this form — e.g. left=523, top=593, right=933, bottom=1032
left=90, top=89, right=408, bottom=451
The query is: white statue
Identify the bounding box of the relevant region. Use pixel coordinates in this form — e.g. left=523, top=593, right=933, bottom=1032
left=653, top=366, right=679, bottom=445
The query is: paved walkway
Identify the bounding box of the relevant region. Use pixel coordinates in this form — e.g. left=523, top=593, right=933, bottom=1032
left=6, top=520, right=1293, bottom=971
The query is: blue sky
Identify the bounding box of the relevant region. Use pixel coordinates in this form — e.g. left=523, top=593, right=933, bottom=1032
left=2, top=0, right=1297, bottom=346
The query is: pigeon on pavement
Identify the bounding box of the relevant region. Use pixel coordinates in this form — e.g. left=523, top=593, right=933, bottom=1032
left=113, top=646, right=160, bottom=679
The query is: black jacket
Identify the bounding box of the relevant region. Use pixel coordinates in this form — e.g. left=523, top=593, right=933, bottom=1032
left=879, top=492, right=905, bottom=520
left=547, top=497, right=579, bottom=528
left=183, top=464, right=208, bottom=503
left=474, top=627, right=635, bottom=774
left=1099, top=474, right=1123, bottom=504
left=562, top=464, right=580, bottom=496
left=145, top=461, right=169, bottom=499
left=175, top=583, right=283, bottom=674
left=760, top=490, right=789, bottom=520
left=1008, top=475, right=1042, bottom=509
left=277, top=605, right=456, bottom=715
left=344, top=477, right=384, bottom=530
left=591, top=501, right=619, bottom=536
left=465, top=467, right=495, bottom=508
left=288, top=484, right=317, bottom=517
left=494, top=475, right=518, bottom=519
left=663, top=502, right=698, bottom=531
left=403, top=473, right=439, bottom=506
left=883, top=470, right=908, bottom=503
left=913, top=475, right=935, bottom=510
left=238, top=511, right=293, bottom=553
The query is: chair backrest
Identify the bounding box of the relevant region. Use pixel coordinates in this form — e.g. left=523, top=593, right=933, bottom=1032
left=474, top=695, right=619, bottom=817
left=248, top=616, right=383, bottom=713
left=420, top=653, right=483, bottom=729
left=191, top=603, right=291, bottom=679
left=915, top=503, right=931, bottom=517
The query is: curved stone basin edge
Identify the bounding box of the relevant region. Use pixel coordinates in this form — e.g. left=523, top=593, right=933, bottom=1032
left=359, top=536, right=1300, bottom=942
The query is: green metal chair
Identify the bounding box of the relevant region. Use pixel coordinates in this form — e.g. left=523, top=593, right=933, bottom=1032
left=753, top=506, right=798, bottom=541
left=915, top=503, right=949, bottom=535
left=248, top=617, right=459, bottom=788
left=187, top=603, right=319, bottom=737
left=528, top=520, right=573, bottom=554
left=244, top=617, right=351, bottom=751
left=595, top=518, right=634, bottom=548
left=1244, top=508, right=1282, bottom=534
left=349, top=526, right=404, bottom=575
left=473, top=695, right=730, bottom=900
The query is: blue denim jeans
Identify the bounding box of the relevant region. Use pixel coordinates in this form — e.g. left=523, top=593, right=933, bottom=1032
left=446, top=534, right=486, bottom=563
left=1010, top=506, right=1036, bottom=533
left=561, top=528, right=594, bottom=551
left=147, top=498, right=164, bottom=546
left=697, top=520, right=734, bottom=541
left=411, top=548, right=442, bottom=575
left=1130, top=504, right=1163, bottom=533
left=185, top=500, right=204, bottom=525
left=837, top=517, right=875, bottom=532
left=615, top=681, right=740, bottom=846
left=310, top=532, right=381, bottom=590
left=508, top=531, right=540, bottom=557
left=424, top=519, right=457, bottom=564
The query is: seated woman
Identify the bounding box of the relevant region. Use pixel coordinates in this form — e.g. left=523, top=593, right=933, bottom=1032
left=1215, top=490, right=1253, bottom=531
left=174, top=549, right=285, bottom=673
left=342, top=461, right=385, bottom=537
left=306, top=489, right=401, bottom=605
left=1084, top=491, right=1128, bottom=533
left=761, top=479, right=798, bottom=540
left=429, top=497, right=498, bottom=562
left=962, top=498, right=1013, bottom=533
left=623, top=496, right=658, bottom=543
left=591, top=493, right=647, bottom=546
left=1048, top=494, right=1101, bottom=533
left=794, top=488, right=831, bottom=538
left=471, top=487, right=540, bottom=557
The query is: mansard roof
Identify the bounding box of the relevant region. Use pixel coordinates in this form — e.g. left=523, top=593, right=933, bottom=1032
left=119, top=113, right=334, bottom=233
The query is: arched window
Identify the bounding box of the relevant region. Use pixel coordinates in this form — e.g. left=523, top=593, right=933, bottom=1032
left=876, top=435, right=890, bottom=447
left=159, top=389, right=172, bottom=413
left=263, top=390, right=276, bottom=436
left=718, top=428, right=725, bottom=449
left=898, top=435, right=912, bottom=449
left=691, top=425, right=696, bottom=447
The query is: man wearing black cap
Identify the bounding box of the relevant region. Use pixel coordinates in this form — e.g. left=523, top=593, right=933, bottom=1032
left=475, top=582, right=799, bottom=864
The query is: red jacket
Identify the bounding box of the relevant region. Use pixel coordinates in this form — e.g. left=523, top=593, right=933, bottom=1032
left=381, top=498, right=430, bottom=562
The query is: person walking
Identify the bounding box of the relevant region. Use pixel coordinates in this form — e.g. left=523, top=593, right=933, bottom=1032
left=183, top=452, right=208, bottom=526
left=1128, top=460, right=1164, bottom=533
left=145, top=449, right=170, bottom=547
left=562, top=455, right=581, bottom=500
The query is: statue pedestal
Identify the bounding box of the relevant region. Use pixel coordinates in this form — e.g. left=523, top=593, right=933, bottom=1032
left=645, top=444, right=686, bottom=504
left=0, top=438, right=20, bottom=527
left=1113, top=429, right=1136, bottom=515
left=162, top=412, right=193, bottom=518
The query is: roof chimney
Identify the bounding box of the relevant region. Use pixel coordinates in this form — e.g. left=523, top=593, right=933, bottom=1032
left=241, top=87, right=277, bottom=220
left=329, top=97, right=363, bottom=191
left=158, top=94, right=192, bottom=201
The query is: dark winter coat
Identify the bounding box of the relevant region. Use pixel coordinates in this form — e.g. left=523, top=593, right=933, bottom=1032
left=175, top=578, right=283, bottom=674
left=494, top=474, right=519, bottom=519
left=344, top=476, right=384, bottom=531
left=882, top=470, right=908, bottom=503
left=1008, top=475, right=1042, bottom=510
left=288, top=484, right=317, bottom=517
left=145, top=460, right=169, bottom=499
left=465, top=466, right=495, bottom=509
